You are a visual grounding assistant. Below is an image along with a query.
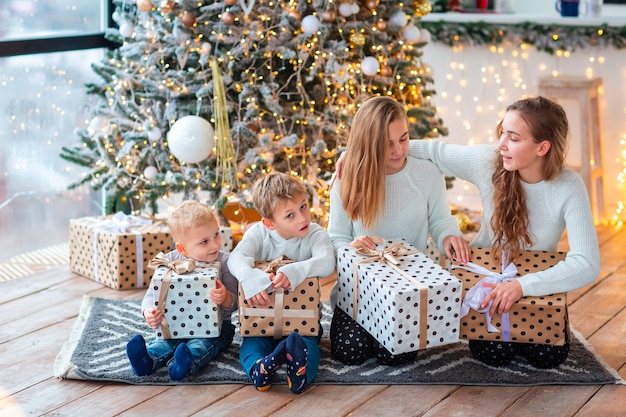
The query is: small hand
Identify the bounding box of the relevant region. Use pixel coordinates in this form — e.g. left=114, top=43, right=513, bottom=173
left=143, top=307, right=163, bottom=329
left=349, top=235, right=377, bottom=250
left=210, top=280, right=227, bottom=305
left=443, top=235, right=472, bottom=264
left=480, top=280, right=523, bottom=316
left=271, top=271, right=291, bottom=290
left=247, top=290, right=271, bottom=308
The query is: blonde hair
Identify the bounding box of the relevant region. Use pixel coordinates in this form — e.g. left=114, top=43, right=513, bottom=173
left=167, top=200, right=217, bottom=243
left=252, top=171, right=306, bottom=219
left=338, top=96, right=407, bottom=229
left=491, top=96, right=569, bottom=261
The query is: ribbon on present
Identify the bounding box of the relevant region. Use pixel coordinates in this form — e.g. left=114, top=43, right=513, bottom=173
left=240, top=256, right=318, bottom=339
left=85, top=212, right=163, bottom=287
left=149, top=252, right=219, bottom=339
left=352, top=237, right=429, bottom=350
left=451, top=252, right=518, bottom=341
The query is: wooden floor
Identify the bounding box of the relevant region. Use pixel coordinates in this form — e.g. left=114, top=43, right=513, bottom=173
left=1, top=226, right=625, bottom=417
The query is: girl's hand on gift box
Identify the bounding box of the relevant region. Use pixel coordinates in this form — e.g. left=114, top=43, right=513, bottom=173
left=247, top=290, right=271, bottom=307
left=349, top=235, right=377, bottom=250
left=443, top=235, right=471, bottom=264
left=143, top=307, right=163, bottom=329
left=271, top=272, right=291, bottom=290
left=480, top=280, right=523, bottom=316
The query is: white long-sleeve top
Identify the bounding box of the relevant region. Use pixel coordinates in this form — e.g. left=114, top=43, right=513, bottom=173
left=408, top=140, right=600, bottom=296
left=327, top=156, right=463, bottom=254
left=227, top=222, right=336, bottom=299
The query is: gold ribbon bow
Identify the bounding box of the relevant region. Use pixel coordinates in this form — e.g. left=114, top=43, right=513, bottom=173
left=149, top=252, right=216, bottom=339
left=262, top=255, right=294, bottom=273
left=148, top=252, right=196, bottom=274
left=351, top=237, right=429, bottom=350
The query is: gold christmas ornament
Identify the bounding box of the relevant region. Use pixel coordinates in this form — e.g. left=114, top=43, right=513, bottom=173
left=381, top=65, right=392, bottom=77
left=225, top=0, right=238, bottom=5
left=349, top=32, right=366, bottom=47
left=221, top=11, right=235, bottom=25
left=366, top=0, right=379, bottom=10
left=376, top=20, right=386, bottom=31
left=288, top=9, right=301, bottom=20
left=212, top=60, right=239, bottom=189
left=137, top=0, right=154, bottom=12
left=181, top=11, right=196, bottom=27
left=321, top=10, right=336, bottom=22
left=413, top=0, right=433, bottom=17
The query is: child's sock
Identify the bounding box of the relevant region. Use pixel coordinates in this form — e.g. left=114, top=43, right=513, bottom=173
left=169, top=342, right=193, bottom=380
left=251, top=338, right=287, bottom=391
left=126, top=334, right=153, bottom=376
left=285, top=332, right=308, bottom=394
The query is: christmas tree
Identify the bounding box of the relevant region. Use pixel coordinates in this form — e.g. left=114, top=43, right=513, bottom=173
left=60, top=0, right=446, bottom=225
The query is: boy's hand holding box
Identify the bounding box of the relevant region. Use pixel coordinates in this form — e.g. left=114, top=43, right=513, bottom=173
left=238, top=256, right=321, bottom=339
left=336, top=238, right=463, bottom=355
left=149, top=253, right=222, bottom=339
left=69, top=212, right=172, bottom=290
left=450, top=248, right=569, bottom=346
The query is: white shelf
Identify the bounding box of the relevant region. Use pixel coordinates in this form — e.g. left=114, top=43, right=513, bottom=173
left=421, top=12, right=626, bottom=27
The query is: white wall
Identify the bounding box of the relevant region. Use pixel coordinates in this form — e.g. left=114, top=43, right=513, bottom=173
left=420, top=13, right=626, bottom=222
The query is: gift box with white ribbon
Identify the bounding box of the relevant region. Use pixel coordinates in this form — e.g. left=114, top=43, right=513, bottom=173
left=450, top=248, right=569, bottom=345
left=69, top=212, right=172, bottom=290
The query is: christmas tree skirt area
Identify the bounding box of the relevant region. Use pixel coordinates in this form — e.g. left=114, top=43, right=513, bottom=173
left=54, top=296, right=625, bottom=386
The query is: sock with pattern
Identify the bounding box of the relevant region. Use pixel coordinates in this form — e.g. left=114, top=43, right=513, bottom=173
left=251, top=338, right=287, bottom=391
left=285, top=332, right=308, bottom=394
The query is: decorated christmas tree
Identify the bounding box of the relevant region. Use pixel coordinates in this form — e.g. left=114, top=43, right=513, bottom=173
left=61, top=0, right=445, bottom=225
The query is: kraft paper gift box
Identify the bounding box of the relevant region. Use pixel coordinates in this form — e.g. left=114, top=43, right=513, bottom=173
left=149, top=254, right=222, bottom=339
left=238, top=256, right=321, bottom=339
left=450, top=248, right=569, bottom=346
left=69, top=212, right=172, bottom=290
left=336, top=238, right=463, bottom=355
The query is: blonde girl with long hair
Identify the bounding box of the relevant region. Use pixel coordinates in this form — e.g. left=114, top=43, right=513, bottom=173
left=327, top=96, right=471, bottom=366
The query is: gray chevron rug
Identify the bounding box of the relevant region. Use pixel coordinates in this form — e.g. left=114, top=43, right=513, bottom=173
left=54, top=296, right=624, bottom=386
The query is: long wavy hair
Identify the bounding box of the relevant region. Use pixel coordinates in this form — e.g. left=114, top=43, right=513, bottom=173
left=337, top=96, right=407, bottom=229
left=491, top=96, right=569, bottom=261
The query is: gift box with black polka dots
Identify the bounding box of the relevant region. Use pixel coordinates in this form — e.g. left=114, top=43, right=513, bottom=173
left=151, top=263, right=223, bottom=340
left=451, top=248, right=570, bottom=346
left=336, top=238, right=463, bottom=355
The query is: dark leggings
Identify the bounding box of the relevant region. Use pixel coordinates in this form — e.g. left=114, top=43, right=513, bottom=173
left=330, top=307, right=417, bottom=366
left=469, top=339, right=570, bottom=369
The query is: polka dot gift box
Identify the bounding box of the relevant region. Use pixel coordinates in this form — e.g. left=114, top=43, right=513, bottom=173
left=451, top=248, right=570, bottom=346
left=69, top=213, right=172, bottom=290
left=150, top=257, right=222, bottom=340
left=238, top=257, right=321, bottom=339
left=336, top=238, right=463, bottom=355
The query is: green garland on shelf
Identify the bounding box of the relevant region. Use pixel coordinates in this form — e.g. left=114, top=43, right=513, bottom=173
left=421, top=20, right=626, bottom=54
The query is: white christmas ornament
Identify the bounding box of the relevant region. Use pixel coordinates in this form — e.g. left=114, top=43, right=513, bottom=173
left=403, top=25, right=421, bottom=43
left=143, top=166, right=158, bottom=180
left=200, top=42, right=212, bottom=55
left=89, top=115, right=109, bottom=133
left=339, top=3, right=354, bottom=17
left=389, top=11, right=407, bottom=28
left=147, top=126, right=162, bottom=142
left=351, top=3, right=360, bottom=14
left=119, top=22, right=134, bottom=38
left=167, top=116, right=215, bottom=163
left=301, top=15, right=320, bottom=35
left=361, top=57, right=380, bottom=76
left=420, top=28, right=432, bottom=44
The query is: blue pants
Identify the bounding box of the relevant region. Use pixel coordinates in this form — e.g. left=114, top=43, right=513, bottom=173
left=240, top=333, right=321, bottom=385
left=146, top=321, right=235, bottom=375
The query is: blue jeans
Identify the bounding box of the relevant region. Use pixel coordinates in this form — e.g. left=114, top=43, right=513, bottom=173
left=146, top=321, right=235, bottom=375
left=240, top=332, right=321, bottom=385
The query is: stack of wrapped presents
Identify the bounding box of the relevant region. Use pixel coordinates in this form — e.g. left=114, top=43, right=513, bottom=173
left=71, top=212, right=568, bottom=352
